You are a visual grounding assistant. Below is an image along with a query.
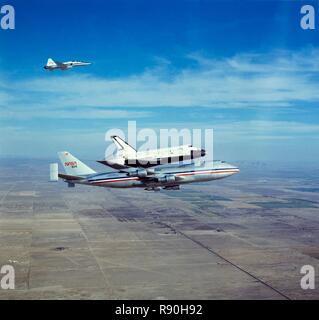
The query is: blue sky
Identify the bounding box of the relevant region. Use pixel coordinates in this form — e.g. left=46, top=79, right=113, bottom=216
left=0, top=0, right=319, bottom=162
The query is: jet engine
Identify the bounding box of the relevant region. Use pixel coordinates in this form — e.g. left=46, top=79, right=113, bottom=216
left=157, top=175, right=176, bottom=183
left=128, top=169, right=148, bottom=178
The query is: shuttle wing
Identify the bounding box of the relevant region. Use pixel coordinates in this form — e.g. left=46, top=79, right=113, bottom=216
left=96, top=160, right=127, bottom=170
left=97, top=159, right=160, bottom=169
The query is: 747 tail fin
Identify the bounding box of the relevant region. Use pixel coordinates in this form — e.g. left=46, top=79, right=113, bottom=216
left=58, top=151, right=96, bottom=176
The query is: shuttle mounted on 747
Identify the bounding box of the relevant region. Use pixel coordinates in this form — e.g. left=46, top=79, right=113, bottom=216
left=98, top=135, right=206, bottom=169
left=50, top=136, right=239, bottom=191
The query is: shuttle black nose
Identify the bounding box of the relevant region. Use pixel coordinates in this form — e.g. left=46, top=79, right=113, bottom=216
left=201, top=149, right=206, bottom=157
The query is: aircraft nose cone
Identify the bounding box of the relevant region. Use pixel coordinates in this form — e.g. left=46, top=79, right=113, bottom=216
left=201, top=149, right=206, bottom=157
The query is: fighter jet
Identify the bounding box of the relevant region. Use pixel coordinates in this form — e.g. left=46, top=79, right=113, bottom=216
left=50, top=151, right=239, bottom=191
left=44, top=58, right=91, bottom=71
left=98, top=135, right=206, bottom=170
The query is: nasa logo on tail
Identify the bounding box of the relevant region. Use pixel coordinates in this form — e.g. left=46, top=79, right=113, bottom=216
left=65, top=161, right=78, bottom=168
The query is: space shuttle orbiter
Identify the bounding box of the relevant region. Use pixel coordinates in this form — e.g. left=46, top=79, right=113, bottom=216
left=98, top=135, right=206, bottom=169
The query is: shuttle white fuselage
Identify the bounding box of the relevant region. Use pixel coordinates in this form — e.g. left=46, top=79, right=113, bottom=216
left=99, top=135, right=206, bottom=169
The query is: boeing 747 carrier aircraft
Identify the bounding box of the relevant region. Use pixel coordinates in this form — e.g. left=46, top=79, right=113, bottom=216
left=51, top=151, right=239, bottom=191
